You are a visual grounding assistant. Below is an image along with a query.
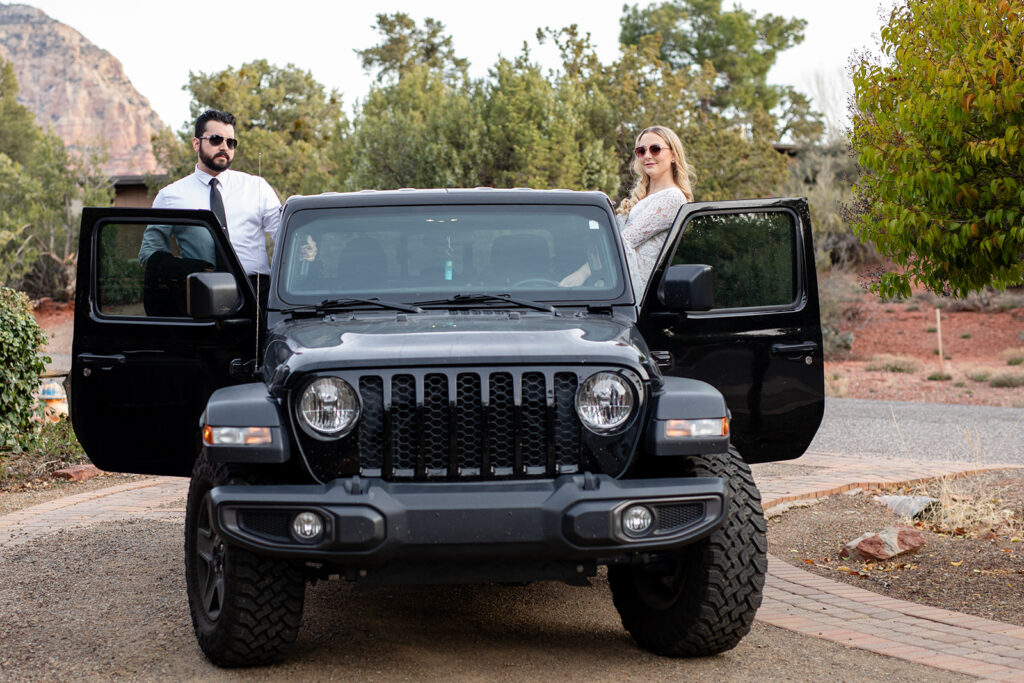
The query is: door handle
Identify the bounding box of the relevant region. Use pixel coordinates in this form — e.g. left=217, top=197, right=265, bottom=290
left=78, top=353, right=126, bottom=371
left=770, top=342, right=818, bottom=360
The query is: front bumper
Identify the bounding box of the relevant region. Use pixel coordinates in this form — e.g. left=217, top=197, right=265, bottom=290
left=209, top=473, right=727, bottom=562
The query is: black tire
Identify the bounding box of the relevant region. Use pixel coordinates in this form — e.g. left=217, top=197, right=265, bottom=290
left=608, top=447, right=767, bottom=657
left=184, top=454, right=306, bottom=667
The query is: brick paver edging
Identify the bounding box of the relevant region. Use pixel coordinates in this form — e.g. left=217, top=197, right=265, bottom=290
left=0, top=476, right=187, bottom=548
left=754, top=452, right=1024, bottom=680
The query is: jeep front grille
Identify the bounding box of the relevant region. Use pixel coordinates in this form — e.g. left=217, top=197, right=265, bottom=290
left=295, top=368, right=638, bottom=483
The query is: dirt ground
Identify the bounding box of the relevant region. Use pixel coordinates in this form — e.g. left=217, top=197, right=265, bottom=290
left=768, top=469, right=1024, bottom=626
left=822, top=277, right=1024, bottom=408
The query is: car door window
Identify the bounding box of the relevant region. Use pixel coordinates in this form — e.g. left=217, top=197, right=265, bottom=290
left=96, top=221, right=228, bottom=318
left=670, top=210, right=798, bottom=309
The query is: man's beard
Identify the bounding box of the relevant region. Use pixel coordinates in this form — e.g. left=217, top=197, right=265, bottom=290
left=200, top=147, right=232, bottom=172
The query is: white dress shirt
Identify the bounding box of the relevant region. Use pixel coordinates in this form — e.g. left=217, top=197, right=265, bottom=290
left=143, top=165, right=281, bottom=275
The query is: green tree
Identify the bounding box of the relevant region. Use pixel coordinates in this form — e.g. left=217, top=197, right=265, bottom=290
left=357, top=13, right=469, bottom=85
left=619, top=0, right=822, bottom=142
left=348, top=63, right=485, bottom=189
left=572, top=30, right=789, bottom=201
left=154, top=60, right=345, bottom=198
left=20, top=134, right=112, bottom=299
left=0, top=59, right=113, bottom=298
left=0, top=60, right=39, bottom=166
left=849, top=0, right=1024, bottom=298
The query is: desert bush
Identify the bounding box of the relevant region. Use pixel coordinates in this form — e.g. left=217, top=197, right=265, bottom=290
left=926, top=372, right=952, bottom=381
left=866, top=354, right=917, bottom=373
left=817, top=271, right=860, bottom=359
left=914, top=289, right=1024, bottom=313
left=989, top=374, right=1024, bottom=389
left=966, top=371, right=991, bottom=382
left=999, top=347, right=1024, bottom=366
left=0, top=288, right=48, bottom=453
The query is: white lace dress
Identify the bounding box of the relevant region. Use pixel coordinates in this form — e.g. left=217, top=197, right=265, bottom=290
left=619, top=187, right=687, bottom=300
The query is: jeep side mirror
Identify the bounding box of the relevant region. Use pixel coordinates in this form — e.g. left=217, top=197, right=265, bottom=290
left=658, top=264, right=714, bottom=312
left=187, top=272, right=243, bottom=319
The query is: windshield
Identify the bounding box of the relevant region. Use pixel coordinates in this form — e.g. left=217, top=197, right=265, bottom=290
left=277, top=204, right=624, bottom=304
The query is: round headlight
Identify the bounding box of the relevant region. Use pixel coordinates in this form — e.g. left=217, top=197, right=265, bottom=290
left=298, top=377, right=360, bottom=438
left=575, top=372, right=635, bottom=433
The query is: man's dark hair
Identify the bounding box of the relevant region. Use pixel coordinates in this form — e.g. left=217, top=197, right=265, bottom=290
left=194, top=110, right=237, bottom=138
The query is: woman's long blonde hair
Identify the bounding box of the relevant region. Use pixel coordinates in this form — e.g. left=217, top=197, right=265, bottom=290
left=617, top=125, right=694, bottom=215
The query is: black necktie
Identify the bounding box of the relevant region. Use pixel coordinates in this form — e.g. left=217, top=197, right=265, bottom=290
left=209, top=177, right=228, bottom=234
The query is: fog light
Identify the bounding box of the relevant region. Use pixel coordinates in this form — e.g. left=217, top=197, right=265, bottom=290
left=292, top=511, right=324, bottom=540
left=622, top=505, right=654, bottom=537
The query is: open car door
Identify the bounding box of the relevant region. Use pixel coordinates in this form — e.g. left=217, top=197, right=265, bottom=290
left=70, top=207, right=258, bottom=476
left=638, top=198, right=824, bottom=463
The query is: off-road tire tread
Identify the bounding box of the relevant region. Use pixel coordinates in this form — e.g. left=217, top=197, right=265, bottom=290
left=609, top=448, right=767, bottom=656
left=185, top=455, right=306, bottom=667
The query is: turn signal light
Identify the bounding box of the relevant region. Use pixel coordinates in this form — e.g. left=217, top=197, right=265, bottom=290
left=203, top=426, right=273, bottom=445
left=665, top=417, right=729, bottom=438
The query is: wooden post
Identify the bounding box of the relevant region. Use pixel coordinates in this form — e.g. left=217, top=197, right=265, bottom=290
left=935, top=307, right=945, bottom=376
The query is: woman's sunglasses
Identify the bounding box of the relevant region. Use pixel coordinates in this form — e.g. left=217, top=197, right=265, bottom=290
left=634, top=144, right=666, bottom=157
left=198, top=134, right=239, bottom=150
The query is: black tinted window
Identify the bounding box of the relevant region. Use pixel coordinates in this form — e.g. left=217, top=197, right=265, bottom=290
left=95, top=221, right=230, bottom=318
left=671, top=211, right=798, bottom=309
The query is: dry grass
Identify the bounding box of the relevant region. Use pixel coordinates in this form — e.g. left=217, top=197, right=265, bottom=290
left=914, top=474, right=1023, bottom=538
left=825, top=372, right=847, bottom=397
left=866, top=354, right=918, bottom=373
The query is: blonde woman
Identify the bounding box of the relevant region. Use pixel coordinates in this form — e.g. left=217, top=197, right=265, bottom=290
left=617, top=125, right=694, bottom=299
left=560, top=125, right=694, bottom=298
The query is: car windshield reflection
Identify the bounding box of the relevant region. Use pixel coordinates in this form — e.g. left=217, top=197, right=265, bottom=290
left=277, top=204, right=623, bottom=303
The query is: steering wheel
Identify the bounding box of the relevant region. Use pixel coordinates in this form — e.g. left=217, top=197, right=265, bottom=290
left=512, top=278, right=561, bottom=287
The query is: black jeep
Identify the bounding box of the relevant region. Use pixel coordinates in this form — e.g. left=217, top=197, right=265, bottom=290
left=71, top=189, right=823, bottom=666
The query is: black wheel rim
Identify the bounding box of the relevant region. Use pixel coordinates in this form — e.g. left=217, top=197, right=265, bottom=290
left=195, top=492, right=226, bottom=621
left=633, top=557, right=686, bottom=610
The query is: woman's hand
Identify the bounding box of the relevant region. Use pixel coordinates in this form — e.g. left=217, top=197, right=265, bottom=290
left=559, top=263, right=591, bottom=287
left=300, top=235, right=318, bottom=262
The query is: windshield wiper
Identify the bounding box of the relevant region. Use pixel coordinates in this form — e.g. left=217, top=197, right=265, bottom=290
left=414, top=293, right=556, bottom=313
left=288, top=297, right=423, bottom=315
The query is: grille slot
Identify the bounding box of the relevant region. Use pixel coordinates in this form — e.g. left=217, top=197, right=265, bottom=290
left=238, top=510, right=292, bottom=541
left=655, top=503, right=705, bottom=533
left=351, top=369, right=588, bottom=481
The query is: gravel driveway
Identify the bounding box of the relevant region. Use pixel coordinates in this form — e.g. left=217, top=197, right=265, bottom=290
left=0, top=515, right=969, bottom=681
left=810, top=398, right=1024, bottom=464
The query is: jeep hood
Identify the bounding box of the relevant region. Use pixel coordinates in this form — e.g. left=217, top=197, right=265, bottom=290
left=263, top=314, right=652, bottom=387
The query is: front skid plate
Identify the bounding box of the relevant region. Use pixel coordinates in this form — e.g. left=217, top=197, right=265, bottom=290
left=209, top=473, right=728, bottom=562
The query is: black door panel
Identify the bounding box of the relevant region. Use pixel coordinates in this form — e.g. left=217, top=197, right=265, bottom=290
left=638, top=198, right=824, bottom=463
left=71, top=208, right=256, bottom=476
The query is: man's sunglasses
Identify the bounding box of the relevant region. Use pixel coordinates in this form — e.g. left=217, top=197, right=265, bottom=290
left=634, top=144, right=666, bottom=157
left=198, top=134, right=238, bottom=150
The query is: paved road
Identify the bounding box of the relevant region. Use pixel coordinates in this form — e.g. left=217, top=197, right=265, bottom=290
left=810, top=397, right=1024, bottom=464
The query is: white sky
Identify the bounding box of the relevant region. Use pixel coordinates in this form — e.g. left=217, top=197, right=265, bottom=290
left=22, top=0, right=891, bottom=132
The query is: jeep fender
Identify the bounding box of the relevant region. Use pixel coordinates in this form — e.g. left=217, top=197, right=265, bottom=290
left=201, top=382, right=291, bottom=464
left=644, top=377, right=730, bottom=456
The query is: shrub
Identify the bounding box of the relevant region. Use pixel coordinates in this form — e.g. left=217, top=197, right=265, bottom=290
left=990, top=374, right=1024, bottom=389
left=0, top=288, right=48, bottom=452
left=927, top=372, right=952, bottom=381
left=999, top=347, right=1024, bottom=366
left=1, top=416, right=86, bottom=482
left=967, top=371, right=991, bottom=382
left=866, top=354, right=917, bottom=373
